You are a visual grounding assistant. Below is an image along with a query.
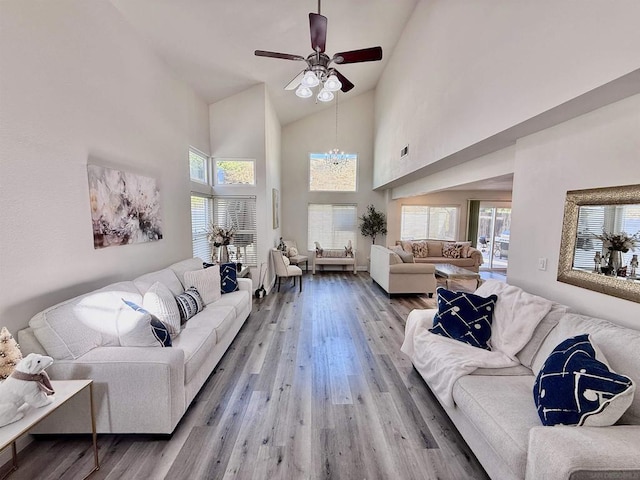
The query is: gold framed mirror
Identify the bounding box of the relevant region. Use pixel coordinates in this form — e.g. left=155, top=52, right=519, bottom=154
left=557, top=184, right=640, bottom=303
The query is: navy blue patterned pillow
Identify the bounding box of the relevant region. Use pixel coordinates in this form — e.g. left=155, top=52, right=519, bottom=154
left=121, top=300, right=172, bottom=347
left=533, top=334, right=635, bottom=426
left=175, top=287, right=204, bottom=324
left=429, top=287, right=498, bottom=350
left=220, top=263, right=239, bottom=294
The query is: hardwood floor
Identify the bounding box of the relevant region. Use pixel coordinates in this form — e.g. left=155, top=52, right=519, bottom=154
left=2, top=273, right=489, bottom=480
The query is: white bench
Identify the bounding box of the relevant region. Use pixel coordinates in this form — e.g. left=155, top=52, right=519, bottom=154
left=312, top=250, right=357, bottom=274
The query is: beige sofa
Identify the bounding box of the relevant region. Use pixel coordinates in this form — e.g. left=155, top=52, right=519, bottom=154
left=396, top=239, right=483, bottom=272
left=370, top=245, right=436, bottom=296
left=403, top=281, right=640, bottom=480
left=17, top=257, right=251, bottom=434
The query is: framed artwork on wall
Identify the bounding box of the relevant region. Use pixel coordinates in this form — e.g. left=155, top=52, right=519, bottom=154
left=272, top=188, right=279, bottom=229
left=87, top=164, right=163, bottom=249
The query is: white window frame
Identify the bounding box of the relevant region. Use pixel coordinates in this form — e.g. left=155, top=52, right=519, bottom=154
left=400, top=205, right=460, bottom=241
left=213, top=158, right=256, bottom=186
left=307, top=203, right=358, bottom=251
left=308, top=153, right=358, bottom=193
left=189, top=147, right=210, bottom=185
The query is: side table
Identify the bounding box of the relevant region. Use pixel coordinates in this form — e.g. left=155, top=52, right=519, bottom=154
left=0, top=380, right=99, bottom=479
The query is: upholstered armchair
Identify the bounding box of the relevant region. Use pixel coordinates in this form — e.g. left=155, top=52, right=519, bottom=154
left=283, top=240, right=309, bottom=272
left=270, top=248, right=302, bottom=292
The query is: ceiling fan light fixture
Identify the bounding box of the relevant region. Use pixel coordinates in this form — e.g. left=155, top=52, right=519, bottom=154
left=317, top=88, right=334, bottom=102
left=296, top=85, right=313, bottom=98
left=324, top=73, right=342, bottom=92
left=301, top=70, right=320, bottom=88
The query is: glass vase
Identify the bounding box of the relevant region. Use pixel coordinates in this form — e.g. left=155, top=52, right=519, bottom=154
left=608, top=250, right=623, bottom=276
left=219, top=245, right=230, bottom=264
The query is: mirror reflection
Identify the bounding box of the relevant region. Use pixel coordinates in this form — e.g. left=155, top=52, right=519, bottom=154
left=574, top=204, right=640, bottom=280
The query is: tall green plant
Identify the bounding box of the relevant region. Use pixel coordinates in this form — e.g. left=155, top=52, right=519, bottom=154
left=359, top=204, right=387, bottom=245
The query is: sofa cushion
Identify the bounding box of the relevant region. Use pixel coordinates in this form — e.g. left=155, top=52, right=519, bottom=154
left=212, top=289, right=251, bottom=318
left=29, top=282, right=140, bottom=359
left=475, top=280, right=553, bottom=358
left=411, top=241, right=429, bottom=258
left=389, top=245, right=414, bottom=263
left=389, top=263, right=435, bottom=274
left=389, top=252, right=403, bottom=265
left=185, top=305, right=237, bottom=340
left=453, top=375, right=539, bottom=479
left=121, top=300, right=172, bottom=347
left=429, top=287, right=498, bottom=350
left=533, top=334, right=634, bottom=426
left=143, top=281, right=181, bottom=335
left=531, top=313, right=640, bottom=426
left=169, top=257, right=204, bottom=287
left=442, top=242, right=463, bottom=258
left=175, top=287, right=205, bottom=324
left=184, top=266, right=221, bottom=305
left=516, top=303, right=568, bottom=369
left=426, top=241, right=443, bottom=257
left=171, top=326, right=217, bottom=383
left=220, top=263, right=239, bottom=294
left=133, top=268, right=184, bottom=296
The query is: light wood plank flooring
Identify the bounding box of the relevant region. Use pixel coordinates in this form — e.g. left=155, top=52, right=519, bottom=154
left=1, top=272, right=489, bottom=480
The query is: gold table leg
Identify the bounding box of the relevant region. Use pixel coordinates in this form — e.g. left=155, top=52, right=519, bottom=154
left=83, top=382, right=100, bottom=479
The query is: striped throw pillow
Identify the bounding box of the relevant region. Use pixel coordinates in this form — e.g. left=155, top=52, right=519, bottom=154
left=175, top=287, right=204, bottom=324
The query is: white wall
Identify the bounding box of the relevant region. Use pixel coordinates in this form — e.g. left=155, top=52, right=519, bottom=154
left=509, top=95, right=640, bottom=329
left=281, top=91, right=386, bottom=268
left=209, top=84, right=281, bottom=290
left=375, top=0, right=640, bottom=188
left=0, top=0, right=210, bottom=335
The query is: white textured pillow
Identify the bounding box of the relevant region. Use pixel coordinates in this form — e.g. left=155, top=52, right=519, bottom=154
left=287, top=246, right=299, bottom=257
left=184, top=266, right=221, bottom=305
left=283, top=256, right=291, bottom=266
left=143, top=282, right=181, bottom=335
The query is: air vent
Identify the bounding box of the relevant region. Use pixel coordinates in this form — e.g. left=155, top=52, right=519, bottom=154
left=401, top=145, right=409, bottom=158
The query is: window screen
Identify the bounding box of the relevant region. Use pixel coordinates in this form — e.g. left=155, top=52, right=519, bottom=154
left=400, top=205, right=459, bottom=241
left=307, top=204, right=357, bottom=250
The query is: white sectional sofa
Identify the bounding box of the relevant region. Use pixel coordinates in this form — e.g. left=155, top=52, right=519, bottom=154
left=402, top=281, right=640, bottom=480
left=369, top=245, right=436, bottom=296
left=17, top=258, right=251, bottom=434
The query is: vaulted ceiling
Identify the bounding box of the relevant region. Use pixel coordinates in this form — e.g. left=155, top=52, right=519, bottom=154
left=111, top=0, right=419, bottom=125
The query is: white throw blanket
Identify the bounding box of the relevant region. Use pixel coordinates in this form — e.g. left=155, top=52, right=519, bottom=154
left=401, top=281, right=554, bottom=408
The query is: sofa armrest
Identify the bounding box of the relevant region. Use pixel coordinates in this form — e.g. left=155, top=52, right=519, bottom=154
left=389, top=263, right=436, bottom=274
left=39, top=346, right=186, bottom=434
left=526, top=425, right=640, bottom=480
left=237, top=277, right=252, bottom=293
left=467, top=247, right=484, bottom=266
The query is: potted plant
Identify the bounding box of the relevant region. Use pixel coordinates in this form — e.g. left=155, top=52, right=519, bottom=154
left=359, top=204, right=387, bottom=245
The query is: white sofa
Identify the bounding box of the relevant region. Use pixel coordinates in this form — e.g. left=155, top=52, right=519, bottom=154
left=402, top=281, right=640, bottom=480
left=369, top=245, right=436, bottom=296
left=17, top=258, right=251, bottom=434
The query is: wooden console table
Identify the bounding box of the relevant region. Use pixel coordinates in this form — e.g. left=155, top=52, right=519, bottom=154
left=0, top=380, right=99, bottom=479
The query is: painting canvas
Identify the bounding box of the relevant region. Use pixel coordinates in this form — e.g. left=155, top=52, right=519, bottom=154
left=87, top=165, right=163, bottom=249
left=272, top=188, right=279, bottom=229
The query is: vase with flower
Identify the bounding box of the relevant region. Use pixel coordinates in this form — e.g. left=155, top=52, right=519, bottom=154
left=206, top=224, right=236, bottom=264
left=596, top=230, right=640, bottom=277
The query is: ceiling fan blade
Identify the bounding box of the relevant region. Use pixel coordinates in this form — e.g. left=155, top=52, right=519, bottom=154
left=285, top=70, right=305, bottom=90
left=333, top=46, right=383, bottom=64
left=334, top=70, right=354, bottom=93
left=255, top=50, right=306, bottom=61
left=309, top=13, right=327, bottom=53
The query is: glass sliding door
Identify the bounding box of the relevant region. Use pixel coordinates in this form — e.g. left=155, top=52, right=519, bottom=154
left=476, top=202, right=511, bottom=270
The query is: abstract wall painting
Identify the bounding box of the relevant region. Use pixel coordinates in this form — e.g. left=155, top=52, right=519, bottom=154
left=87, top=164, right=163, bottom=249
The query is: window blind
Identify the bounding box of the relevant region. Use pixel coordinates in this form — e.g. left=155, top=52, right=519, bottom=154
left=191, top=194, right=212, bottom=261
left=401, top=205, right=459, bottom=241
left=213, top=196, right=258, bottom=266
left=307, top=204, right=357, bottom=250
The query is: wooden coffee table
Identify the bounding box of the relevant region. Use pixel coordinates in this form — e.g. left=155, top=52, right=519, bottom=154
left=434, top=264, right=480, bottom=292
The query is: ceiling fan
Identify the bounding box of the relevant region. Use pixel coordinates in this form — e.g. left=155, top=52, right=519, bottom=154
left=254, top=0, right=383, bottom=101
